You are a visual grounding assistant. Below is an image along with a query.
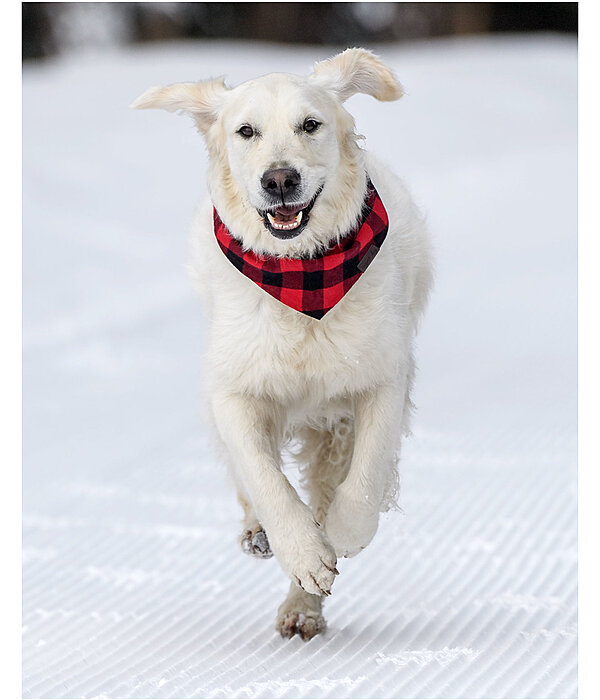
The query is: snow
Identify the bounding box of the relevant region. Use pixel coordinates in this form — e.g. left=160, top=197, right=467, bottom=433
left=22, top=35, right=577, bottom=698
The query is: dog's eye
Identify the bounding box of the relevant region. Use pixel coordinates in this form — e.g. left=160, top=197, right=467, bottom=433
left=237, top=125, right=254, bottom=139
left=303, top=119, right=321, bottom=134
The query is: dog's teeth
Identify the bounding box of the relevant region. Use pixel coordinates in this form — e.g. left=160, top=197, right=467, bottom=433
left=266, top=210, right=303, bottom=231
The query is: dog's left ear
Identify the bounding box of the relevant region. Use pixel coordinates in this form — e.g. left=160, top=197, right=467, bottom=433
left=130, top=78, right=228, bottom=133
left=310, top=48, right=402, bottom=103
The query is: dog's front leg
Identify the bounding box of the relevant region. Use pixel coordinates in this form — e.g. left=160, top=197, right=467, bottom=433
left=325, top=382, right=404, bottom=558
left=211, top=392, right=338, bottom=595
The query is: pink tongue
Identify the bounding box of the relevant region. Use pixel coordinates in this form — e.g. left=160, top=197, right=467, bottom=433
left=274, top=205, right=302, bottom=221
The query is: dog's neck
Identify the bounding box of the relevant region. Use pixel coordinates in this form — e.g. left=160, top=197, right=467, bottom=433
left=208, top=148, right=369, bottom=259
left=213, top=180, right=389, bottom=319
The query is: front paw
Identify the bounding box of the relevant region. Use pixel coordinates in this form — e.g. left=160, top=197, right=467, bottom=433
left=277, top=608, right=326, bottom=641
left=269, top=520, right=338, bottom=596
left=325, top=488, right=379, bottom=558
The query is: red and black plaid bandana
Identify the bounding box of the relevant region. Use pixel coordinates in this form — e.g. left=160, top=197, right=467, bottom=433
left=214, top=181, right=388, bottom=319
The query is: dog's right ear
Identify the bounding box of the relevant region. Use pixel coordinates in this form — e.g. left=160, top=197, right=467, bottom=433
left=130, top=78, right=228, bottom=133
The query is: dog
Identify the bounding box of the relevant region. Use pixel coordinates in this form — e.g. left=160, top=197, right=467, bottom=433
left=132, top=48, right=432, bottom=640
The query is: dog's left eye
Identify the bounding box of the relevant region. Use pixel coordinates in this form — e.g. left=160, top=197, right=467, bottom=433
left=303, top=119, right=321, bottom=134
left=237, top=125, right=254, bottom=139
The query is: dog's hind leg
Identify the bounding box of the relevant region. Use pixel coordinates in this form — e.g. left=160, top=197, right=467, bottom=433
left=238, top=491, right=273, bottom=559
left=301, top=417, right=354, bottom=526
left=226, top=460, right=273, bottom=559
left=275, top=417, right=354, bottom=640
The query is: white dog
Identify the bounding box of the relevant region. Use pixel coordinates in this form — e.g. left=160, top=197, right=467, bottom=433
left=133, top=48, right=432, bottom=640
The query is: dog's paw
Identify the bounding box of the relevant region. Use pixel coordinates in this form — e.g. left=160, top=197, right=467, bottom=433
left=325, top=488, right=379, bottom=558
left=269, top=520, right=338, bottom=596
left=240, top=525, right=273, bottom=559
left=290, top=546, right=338, bottom=596
left=276, top=609, right=326, bottom=641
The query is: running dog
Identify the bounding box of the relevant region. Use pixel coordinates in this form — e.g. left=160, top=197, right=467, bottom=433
left=132, top=48, right=432, bottom=640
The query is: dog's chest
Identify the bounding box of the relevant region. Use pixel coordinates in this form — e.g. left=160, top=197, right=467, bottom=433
left=210, top=275, right=400, bottom=402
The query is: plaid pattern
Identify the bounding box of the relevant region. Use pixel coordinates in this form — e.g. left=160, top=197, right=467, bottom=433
left=214, top=181, right=389, bottom=319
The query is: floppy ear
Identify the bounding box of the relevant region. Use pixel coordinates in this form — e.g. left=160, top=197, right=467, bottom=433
left=310, top=48, right=402, bottom=103
left=130, top=78, right=228, bottom=133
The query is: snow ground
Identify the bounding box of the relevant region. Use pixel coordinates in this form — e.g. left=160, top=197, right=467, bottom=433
left=22, top=35, right=577, bottom=698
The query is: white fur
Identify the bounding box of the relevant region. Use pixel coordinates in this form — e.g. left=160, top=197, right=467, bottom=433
left=133, top=49, right=433, bottom=636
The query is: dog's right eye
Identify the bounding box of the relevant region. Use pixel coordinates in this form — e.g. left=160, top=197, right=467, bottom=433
left=237, top=125, right=254, bottom=139
left=302, top=118, right=321, bottom=134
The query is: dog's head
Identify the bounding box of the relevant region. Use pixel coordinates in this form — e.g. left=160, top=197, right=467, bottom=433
left=132, top=48, right=402, bottom=256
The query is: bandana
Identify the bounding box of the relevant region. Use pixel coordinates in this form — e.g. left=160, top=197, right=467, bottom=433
left=214, top=181, right=388, bottom=319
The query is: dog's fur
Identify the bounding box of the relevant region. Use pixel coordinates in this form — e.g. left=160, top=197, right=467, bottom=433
left=133, top=48, right=432, bottom=640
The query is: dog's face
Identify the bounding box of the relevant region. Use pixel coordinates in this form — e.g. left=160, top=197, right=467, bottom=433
left=132, top=49, right=402, bottom=254
left=219, top=75, right=339, bottom=240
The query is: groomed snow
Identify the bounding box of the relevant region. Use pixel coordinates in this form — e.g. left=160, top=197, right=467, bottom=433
left=23, top=35, right=577, bottom=698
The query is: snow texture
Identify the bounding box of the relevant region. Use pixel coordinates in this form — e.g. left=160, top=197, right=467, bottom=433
left=23, top=36, right=577, bottom=698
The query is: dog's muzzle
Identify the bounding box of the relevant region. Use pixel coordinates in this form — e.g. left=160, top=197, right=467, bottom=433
left=258, top=188, right=322, bottom=240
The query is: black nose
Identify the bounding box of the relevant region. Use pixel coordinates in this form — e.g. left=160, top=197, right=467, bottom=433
left=261, top=168, right=301, bottom=198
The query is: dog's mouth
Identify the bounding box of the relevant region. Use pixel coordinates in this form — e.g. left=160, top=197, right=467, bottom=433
left=258, top=188, right=322, bottom=240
